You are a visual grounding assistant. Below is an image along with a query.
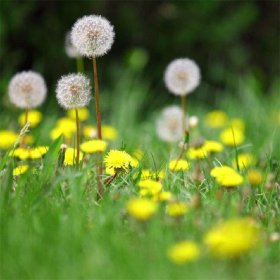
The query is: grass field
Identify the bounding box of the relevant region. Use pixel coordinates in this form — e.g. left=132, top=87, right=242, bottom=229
left=0, top=71, right=280, bottom=280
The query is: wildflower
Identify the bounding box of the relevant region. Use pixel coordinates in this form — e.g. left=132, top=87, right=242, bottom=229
left=228, top=118, right=245, bottom=131
left=126, top=198, right=158, bottom=221
left=210, top=165, right=244, bottom=187
left=8, top=71, right=47, bottom=109
left=204, top=217, right=260, bottom=258
left=233, top=153, right=255, bottom=170
left=166, top=201, right=189, bottom=217
left=187, top=146, right=208, bottom=160
left=138, top=179, right=162, bottom=196
left=169, top=159, right=190, bottom=171
left=13, top=165, right=29, bottom=176
left=18, top=110, right=42, bottom=128
left=71, top=15, right=115, bottom=58
left=203, top=140, right=224, bottom=153
left=156, top=106, right=184, bottom=142
left=164, top=58, right=200, bottom=96
left=83, top=125, right=97, bottom=138
left=80, top=139, right=108, bottom=154
left=102, top=125, right=118, bottom=140
left=205, top=110, right=228, bottom=128
left=65, top=31, right=80, bottom=58
left=56, top=73, right=91, bottom=109
left=29, top=146, right=49, bottom=159
left=140, top=169, right=165, bottom=180
left=64, top=148, right=83, bottom=165
left=220, top=128, right=245, bottom=146
left=167, top=241, right=200, bottom=265
left=50, top=118, right=76, bottom=140
left=155, top=191, right=173, bottom=202
left=247, top=169, right=264, bottom=186
left=9, top=148, right=30, bottom=160
left=104, top=150, right=132, bottom=172
left=188, top=115, right=199, bottom=128
left=0, top=130, right=18, bottom=149
left=67, top=107, right=89, bottom=121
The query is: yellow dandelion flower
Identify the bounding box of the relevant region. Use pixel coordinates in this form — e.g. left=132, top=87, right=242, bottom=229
left=138, top=179, right=162, bottom=195
left=233, top=153, right=255, bottom=170
left=9, top=148, right=30, bottom=160
left=169, top=159, right=190, bottom=171
left=228, top=118, right=245, bottom=131
left=50, top=127, right=73, bottom=140
left=102, top=125, right=118, bottom=140
left=80, top=139, right=108, bottom=153
left=204, top=217, right=260, bottom=258
left=23, top=135, right=34, bottom=145
left=167, top=241, right=200, bottom=265
left=104, top=150, right=132, bottom=172
left=64, top=148, right=83, bottom=166
left=166, top=202, right=189, bottom=217
left=83, top=125, right=97, bottom=138
left=205, top=110, right=228, bottom=128
left=187, top=146, right=208, bottom=160
left=126, top=198, right=158, bottom=221
left=0, top=130, right=18, bottom=149
left=203, top=140, right=224, bottom=153
left=140, top=169, right=165, bottom=180
left=67, top=107, right=89, bottom=122
left=247, top=169, right=264, bottom=186
left=210, top=166, right=244, bottom=187
left=220, top=128, right=245, bottom=146
left=154, top=191, right=173, bottom=202
left=29, top=146, right=49, bottom=159
left=13, top=165, right=29, bottom=176
left=18, top=110, right=42, bottom=128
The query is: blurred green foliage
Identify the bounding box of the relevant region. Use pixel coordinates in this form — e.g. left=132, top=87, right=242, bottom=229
left=0, top=1, right=279, bottom=101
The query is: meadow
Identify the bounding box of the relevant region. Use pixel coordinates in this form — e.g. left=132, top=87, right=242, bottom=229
left=1, top=13, right=280, bottom=280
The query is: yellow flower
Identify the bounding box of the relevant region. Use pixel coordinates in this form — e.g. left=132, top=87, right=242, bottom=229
left=83, top=125, right=97, bottom=138
left=29, top=146, right=49, bottom=159
left=247, top=169, right=264, bottom=186
left=167, top=241, right=200, bottom=265
left=104, top=150, right=132, bottom=172
left=204, top=217, right=260, bottom=258
left=64, top=148, right=83, bottom=165
left=228, top=118, right=245, bottom=131
left=102, top=125, right=118, bottom=140
left=138, top=179, right=162, bottom=196
left=67, top=107, right=89, bottom=122
left=9, top=148, right=30, bottom=160
left=18, top=110, right=42, bottom=128
left=132, top=149, right=144, bottom=160
left=205, top=110, right=228, bottom=128
left=166, top=202, right=189, bottom=217
left=187, top=146, right=208, bottom=160
left=126, top=198, right=158, bottom=221
left=140, top=169, right=165, bottom=180
left=233, top=153, right=255, bottom=170
left=210, top=166, right=244, bottom=187
left=80, top=139, right=108, bottom=153
left=0, top=130, right=18, bottom=149
left=220, top=128, right=245, bottom=146
left=13, top=165, right=29, bottom=176
left=50, top=118, right=76, bottom=140
left=154, top=191, right=173, bottom=202
left=203, top=140, right=224, bottom=153
left=169, top=159, right=190, bottom=171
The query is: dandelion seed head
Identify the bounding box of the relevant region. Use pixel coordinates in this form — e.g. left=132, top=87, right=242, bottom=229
left=164, top=58, right=200, bottom=96
left=71, top=15, right=115, bottom=58
left=65, top=32, right=80, bottom=58
left=156, top=106, right=184, bottom=142
left=56, top=74, right=91, bottom=110
left=8, top=71, right=47, bottom=109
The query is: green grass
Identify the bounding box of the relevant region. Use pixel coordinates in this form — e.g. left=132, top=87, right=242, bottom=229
left=0, top=73, right=280, bottom=280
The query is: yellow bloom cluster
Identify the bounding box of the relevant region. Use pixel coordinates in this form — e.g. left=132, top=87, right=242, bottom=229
left=169, top=159, right=190, bottom=171
left=18, top=110, right=42, bottom=128
left=64, top=147, right=84, bottom=165
left=83, top=125, right=118, bottom=140
left=10, top=146, right=49, bottom=160
left=220, top=128, right=245, bottom=146
left=13, top=165, right=29, bottom=176
left=247, top=169, right=264, bottom=186
left=104, top=150, right=133, bottom=173
left=210, top=166, right=244, bottom=187
left=140, top=169, right=165, bottom=180
left=166, top=201, right=189, bottom=217
left=50, top=117, right=76, bottom=140
left=233, top=153, right=255, bottom=170
left=138, top=179, right=162, bottom=196
left=80, top=139, right=108, bottom=154
left=67, top=107, right=89, bottom=122
left=204, top=217, right=260, bottom=258
left=0, top=130, right=18, bottom=149
left=205, top=110, right=228, bottom=128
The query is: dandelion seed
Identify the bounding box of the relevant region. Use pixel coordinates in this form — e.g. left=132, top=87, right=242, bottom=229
left=65, top=31, right=80, bottom=58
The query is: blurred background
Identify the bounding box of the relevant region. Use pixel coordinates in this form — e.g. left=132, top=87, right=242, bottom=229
left=0, top=0, right=279, bottom=111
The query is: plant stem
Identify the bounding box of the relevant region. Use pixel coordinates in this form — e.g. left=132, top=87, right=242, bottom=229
left=24, top=109, right=29, bottom=125
left=76, top=56, right=84, bottom=73
left=181, top=95, right=187, bottom=136
left=75, top=108, right=80, bottom=165
left=92, top=56, right=103, bottom=198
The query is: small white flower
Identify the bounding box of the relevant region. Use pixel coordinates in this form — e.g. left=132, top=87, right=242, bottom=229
left=164, top=58, right=200, bottom=96
left=8, top=71, right=47, bottom=109
left=65, top=32, right=80, bottom=58
left=71, top=15, right=115, bottom=58
left=156, top=106, right=185, bottom=142
left=56, top=74, right=91, bottom=110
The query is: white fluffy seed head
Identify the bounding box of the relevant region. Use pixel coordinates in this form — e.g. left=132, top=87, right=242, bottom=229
left=164, top=58, right=200, bottom=96
left=156, top=105, right=185, bottom=142
left=56, top=74, right=91, bottom=110
left=71, top=15, right=115, bottom=58
left=65, top=32, right=80, bottom=58
left=8, top=71, right=47, bottom=109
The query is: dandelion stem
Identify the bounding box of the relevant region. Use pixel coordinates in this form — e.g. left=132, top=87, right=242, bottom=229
left=76, top=56, right=84, bottom=73
left=75, top=108, right=80, bottom=165
left=24, top=109, right=29, bottom=125
left=181, top=95, right=187, bottom=136
left=92, top=56, right=103, bottom=198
